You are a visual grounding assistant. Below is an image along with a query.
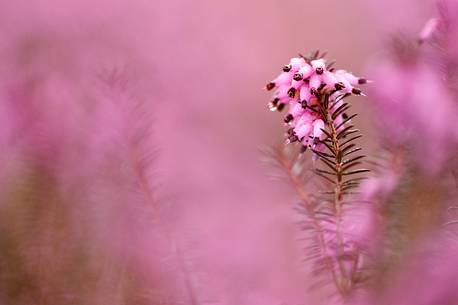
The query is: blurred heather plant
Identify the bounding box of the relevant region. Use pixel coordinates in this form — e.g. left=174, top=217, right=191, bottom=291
left=265, top=51, right=371, bottom=300
left=3, top=0, right=458, bottom=304
left=355, top=0, right=458, bottom=303
left=0, top=20, right=206, bottom=305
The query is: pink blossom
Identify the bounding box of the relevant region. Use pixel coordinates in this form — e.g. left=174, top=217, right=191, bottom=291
left=265, top=53, right=367, bottom=152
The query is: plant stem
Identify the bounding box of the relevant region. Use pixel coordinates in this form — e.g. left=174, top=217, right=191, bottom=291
left=274, top=146, right=344, bottom=295
left=321, top=95, right=354, bottom=294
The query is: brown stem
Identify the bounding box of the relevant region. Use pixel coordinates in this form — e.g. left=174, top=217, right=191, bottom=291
left=274, top=146, right=344, bottom=295
left=320, top=95, right=357, bottom=295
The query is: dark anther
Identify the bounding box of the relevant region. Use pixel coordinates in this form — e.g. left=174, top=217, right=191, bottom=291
left=276, top=103, right=285, bottom=111
left=284, top=114, right=294, bottom=123
left=310, top=88, right=318, bottom=96
left=303, top=78, right=310, bottom=84
left=318, top=83, right=326, bottom=91
left=316, top=67, right=324, bottom=75
left=313, top=137, right=320, bottom=145
left=342, top=113, right=348, bottom=119
left=335, top=82, right=345, bottom=90
left=266, top=82, right=275, bottom=91
left=358, top=78, right=368, bottom=84
left=300, top=145, right=308, bottom=153
left=287, top=87, right=296, bottom=98
left=289, top=135, right=299, bottom=143
left=352, top=88, right=362, bottom=95
left=301, top=100, right=308, bottom=108
left=272, top=98, right=279, bottom=106
left=287, top=128, right=295, bottom=135
left=283, top=65, right=292, bottom=72
left=293, top=73, right=303, bottom=81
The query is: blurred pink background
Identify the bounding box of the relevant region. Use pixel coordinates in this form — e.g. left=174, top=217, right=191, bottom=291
left=0, top=0, right=439, bottom=304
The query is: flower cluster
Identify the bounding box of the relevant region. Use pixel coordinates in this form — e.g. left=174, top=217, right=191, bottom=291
left=265, top=52, right=367, bottom=151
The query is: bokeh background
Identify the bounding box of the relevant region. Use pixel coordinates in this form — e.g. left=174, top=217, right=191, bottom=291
left=0, top=1, right=441, bottom=304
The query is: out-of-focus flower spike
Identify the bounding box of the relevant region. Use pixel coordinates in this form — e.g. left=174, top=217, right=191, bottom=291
left=418, top=18, right=439, bottom=44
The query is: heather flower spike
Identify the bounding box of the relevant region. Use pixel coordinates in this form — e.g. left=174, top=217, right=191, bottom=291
left=265, top=51, right=367, bottom=154
left=266, top=50, right=370, bottom=296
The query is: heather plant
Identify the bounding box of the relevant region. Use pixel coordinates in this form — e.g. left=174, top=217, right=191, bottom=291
left=1, top=0, right=458, bottom=304
left=265, top=50, right=372, bottom=301
left=264, top=1, right=458, bottom=304
left=0, top=24, right=197, bottom=304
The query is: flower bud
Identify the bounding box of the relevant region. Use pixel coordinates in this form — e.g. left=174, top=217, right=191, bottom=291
left=289, top=102, right=304, bottom=118
left=311, top=58, right=326, bottom=74
left=309, top=74, right=321, bottom=94
left=283, top=64, right=292, bottom=72
left=273, top=72, right=294, bottom=86
left=295, top=122, right=312, bottom=140
left=300, top=85, right=312, bottom=102
left=291, top=79, right=303, bottom=89
left=321, top=71, right=338, bottom=90
left=293, top=73, right=303, bottom=81
left=287, top=87, right=297, bottom=98
left=284, top=114, right=294, bottom=123
left=266, top=82, right=275, bottom=91
left=298, top=64, right=314, bottom=79
left=312, top=119, right=325, bottom=140
left=352, top=88, right=364, bottom=95
left=289, top=57, right=307, bottom=72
